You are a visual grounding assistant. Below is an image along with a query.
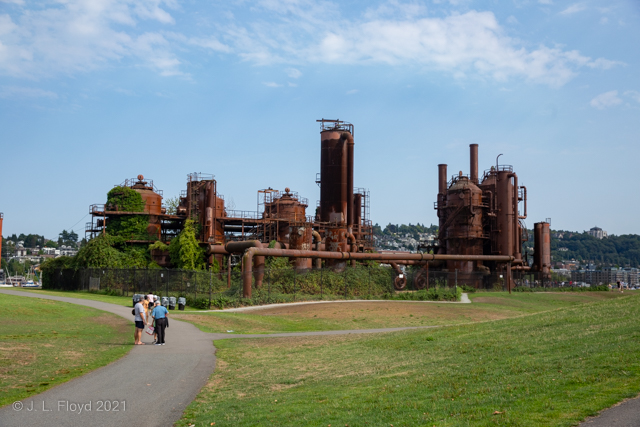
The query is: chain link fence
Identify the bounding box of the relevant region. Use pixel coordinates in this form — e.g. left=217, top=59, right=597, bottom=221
left=42, top=265, right=579, bottom=309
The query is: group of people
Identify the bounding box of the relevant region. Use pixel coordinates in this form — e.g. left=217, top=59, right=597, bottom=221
left=133, top=294, right=169, bottom=346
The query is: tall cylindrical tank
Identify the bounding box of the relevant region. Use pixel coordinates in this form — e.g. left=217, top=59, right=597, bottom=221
left=444, top=175, right=484, bottom=286
left=131, top=175, right=162, bottom=239
left=533, top=222, right=551, bottom=279
left=320, top=130, right=351, bottom=224
left=495, top=170, right=514, bottom=258
left=198, top=180, right=225, bottom=245
left=319, top=121, right=354, bottom=268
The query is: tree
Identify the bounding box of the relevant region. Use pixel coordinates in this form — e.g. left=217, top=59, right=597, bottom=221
left=169, top=219, right=205, bottom=270
left=44, top=240, right=59, bottom=248
left=165, top=196, right=180, bottom=215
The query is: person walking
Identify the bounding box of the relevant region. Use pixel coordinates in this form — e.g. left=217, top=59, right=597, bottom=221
left=134, top=297, right=147, bottom=345
left=152, top=300, right=169, bottom=345
left=150, top=301, right=160, bottom=344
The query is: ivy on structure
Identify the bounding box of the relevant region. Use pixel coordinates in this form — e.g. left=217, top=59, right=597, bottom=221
left=105, top=186, right=149, bottom=239
left=169, top=219, right=205, bottom=270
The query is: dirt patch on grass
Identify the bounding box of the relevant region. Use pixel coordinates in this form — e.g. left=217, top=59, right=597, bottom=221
left=251, top=301, right=507, bottom=323
left=89, top=313, right=130, bottom=335
left=0, top=344, right=34, bottom=379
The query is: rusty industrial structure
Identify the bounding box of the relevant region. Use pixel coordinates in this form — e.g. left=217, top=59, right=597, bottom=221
left=86, top=121, right=550, bottom=297
left=87, top=120, right=374, bottom=290
left=433, top=144, right=551, bottom=289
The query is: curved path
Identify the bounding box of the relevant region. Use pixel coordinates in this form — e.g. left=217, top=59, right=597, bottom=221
left=0, top=289, right=216, bottom=427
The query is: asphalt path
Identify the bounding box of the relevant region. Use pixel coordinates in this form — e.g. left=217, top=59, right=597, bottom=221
left=1, top=289, right=635, bottom=427
left=0, top=289, right=216, bottom=427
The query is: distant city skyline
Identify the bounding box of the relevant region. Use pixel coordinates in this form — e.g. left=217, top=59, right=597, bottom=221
left=1, top=0, right=639, bottom=238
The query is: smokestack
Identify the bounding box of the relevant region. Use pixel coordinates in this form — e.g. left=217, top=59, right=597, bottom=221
left=346, top=132, right=354, bottom=228
left=470, top=144, right=478, bottom=183
left=438, top=164, right=448, bottom=195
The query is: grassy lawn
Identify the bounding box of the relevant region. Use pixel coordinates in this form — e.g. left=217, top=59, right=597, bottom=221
left=173, top=292, right=624, bottom=334
left=0, top=293, right=132, bottom=407
left=8, top=288, right=199, bottom=311
left=178, top=293, right=640, bottom=426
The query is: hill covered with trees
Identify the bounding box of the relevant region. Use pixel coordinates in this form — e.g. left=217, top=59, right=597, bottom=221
left=374, top=223, right=640, bottom=268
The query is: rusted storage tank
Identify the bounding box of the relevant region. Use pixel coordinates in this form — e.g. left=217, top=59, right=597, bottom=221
left=444, top=172, right=484, bottom=286
left=131, top=175, right=163, bottom=239
left=318, top=119, right=354, bottom=269
left=288, top=222, right=313, bottom=270
left=495, top=169, right=514, bottom=259
left=263, top=188, right=308, bottom=244
left=196, top=180, right=225, bottom=245
left=533, top=222, right=551, bottom=279
left=262, top=188, right=313, bottom=270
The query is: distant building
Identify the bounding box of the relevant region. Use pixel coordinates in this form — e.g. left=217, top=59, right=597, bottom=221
left=571, top=267, right=638, bottom=286
left=588, top=226, right=608, bottom=239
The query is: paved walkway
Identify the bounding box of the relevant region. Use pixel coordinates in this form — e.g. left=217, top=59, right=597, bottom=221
left=194, top=293, right=472, bottom=313
left=0, top=289, right=216, bottom=427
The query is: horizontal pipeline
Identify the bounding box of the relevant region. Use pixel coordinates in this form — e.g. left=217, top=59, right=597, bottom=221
left=240, top=248, right=515, bottom=297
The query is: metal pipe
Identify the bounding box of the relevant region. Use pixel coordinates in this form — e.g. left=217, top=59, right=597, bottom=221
left=346, top=132, right=354, bottom=228
left=312, top=230, right=322, bottom=269
left=240, top=249, right=514, bottom=297
left=470, top=144, right=478, bottom=183
left=438, top=164, right=448, bottom=195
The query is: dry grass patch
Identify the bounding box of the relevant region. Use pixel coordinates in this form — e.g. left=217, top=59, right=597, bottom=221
left=0, top=293, right=131, bottom=406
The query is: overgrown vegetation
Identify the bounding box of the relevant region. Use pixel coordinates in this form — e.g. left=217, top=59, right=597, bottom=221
left=104, top=186, right=149, bottom=239
left=168, top=219, right=206, bottom=270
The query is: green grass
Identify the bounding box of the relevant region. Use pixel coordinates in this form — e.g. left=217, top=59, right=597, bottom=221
left=8, top=288, right=199, bottom=311
left=173, top=292, right=624, bottom=334
left=178, top=293, right=640, bottom=426
left=0, top=293, right=132, bottom=407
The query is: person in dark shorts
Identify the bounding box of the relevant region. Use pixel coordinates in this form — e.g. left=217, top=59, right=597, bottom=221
left=151, top=301, right=169, bottom=345
left=134, top=297, right=147, bottom=345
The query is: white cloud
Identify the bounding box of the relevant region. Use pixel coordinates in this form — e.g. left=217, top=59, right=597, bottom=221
left=560, top=4, right=586, bottom=15
left=205, top=5, right=620, bottom=87
left=506, top=15, right=519, bottom=25
left=263, top=82, right=282, bottom=87
left=285, top=67, right=302, bottom=78
left=0, top=0, right=621, bottom=87
left=0, top=85, right=57, bottom=98
left=346, top=89, right=358, bottom=94
left=538, top=0, right=553, bottom=4
left=624, top=90, right=640, bottom=103
left=590, top=90, right=622, bottom=109
left=0, top=0, right=186, bottom=78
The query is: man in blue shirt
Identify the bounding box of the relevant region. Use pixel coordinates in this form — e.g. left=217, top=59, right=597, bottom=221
left=151, top=301, right=169, bottom=345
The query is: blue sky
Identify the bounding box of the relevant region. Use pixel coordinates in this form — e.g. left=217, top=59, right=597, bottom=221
left=1, top=0, right=639, bottom=240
